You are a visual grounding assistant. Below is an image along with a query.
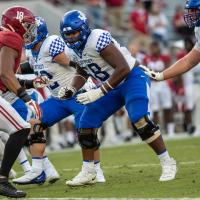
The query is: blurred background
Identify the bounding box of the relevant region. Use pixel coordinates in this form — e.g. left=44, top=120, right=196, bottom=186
left=1, top=0, right=200, bottom=151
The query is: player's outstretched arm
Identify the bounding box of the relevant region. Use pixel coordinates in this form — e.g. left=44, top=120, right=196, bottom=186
left=162, top=48, right=200, bottom=80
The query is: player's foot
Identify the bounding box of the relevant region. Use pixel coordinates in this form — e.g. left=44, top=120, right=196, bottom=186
left=44, top=163, right=60, bottom=184
left=0, top=178, right=26, bottom=198
left=12, top=170, right=46, bottom=185
left=66, top=166, right=96, bottom=186
left=9, top=169, right=17, bottom=179
left=159, top=157, right=177, bottom=181
left=96, top=168, right=106, bottom=183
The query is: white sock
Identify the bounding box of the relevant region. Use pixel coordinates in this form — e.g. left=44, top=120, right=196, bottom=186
left=43, top=155, right=53, bottom=169
left=158, top=150, right=171, bottom=163
left=18, top=149, right=31, bottom=173
left=32, top=157, right=43, bottom=172
left=167, top=123, right=175, bottom=137
left=94, top=162, right=101, bottom=170
left=83, top=161, right=95, bottom=172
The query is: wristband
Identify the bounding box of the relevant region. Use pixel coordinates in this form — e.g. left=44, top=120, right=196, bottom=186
left=17, top=87, right=31, bottom=102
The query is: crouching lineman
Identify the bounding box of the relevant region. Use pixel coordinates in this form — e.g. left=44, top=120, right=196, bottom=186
left=0, top=6, right=41, bottom=198
left=12, top=16, right=105, bottom=185
left=58, top=10, right=177, bottom=186
left=0, top=73, right=59, bottom=184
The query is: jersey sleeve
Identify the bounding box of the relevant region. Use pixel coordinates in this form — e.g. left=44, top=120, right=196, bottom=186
left=49, top=36, right=65, bottom=58
left=95, top=30, right=112, bottom=53
left=194, top=27, right=200, bottom=52
left=0, top=31, right=23, bottom=52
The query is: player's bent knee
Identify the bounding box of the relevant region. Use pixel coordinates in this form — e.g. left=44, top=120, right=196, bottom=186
left=78, top=128, right=100, bottom=149
left=132, top=116, right=161, bottom=143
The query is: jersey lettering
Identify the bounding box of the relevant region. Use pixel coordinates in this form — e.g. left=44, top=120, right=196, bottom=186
left=87, top=63, right=109, bottom=81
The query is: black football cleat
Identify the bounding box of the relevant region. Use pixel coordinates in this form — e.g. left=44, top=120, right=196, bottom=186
left=0, top=178, right=26, bottom=198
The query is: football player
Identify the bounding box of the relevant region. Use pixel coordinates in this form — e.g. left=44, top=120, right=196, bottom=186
left=59, top=10, right=177, bottom=186
left=0, top=6, right=41, bottom=198
left=140, top=0, right=200, bottom=82
left=12, top=16, right=105, bottom=185
left=0, top=73, right=60, bottom=184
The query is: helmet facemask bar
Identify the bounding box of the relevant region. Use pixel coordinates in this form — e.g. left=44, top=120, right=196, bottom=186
left=22, top=21, right=37, bottom=45
left=184, top=8, right=200, bottom=28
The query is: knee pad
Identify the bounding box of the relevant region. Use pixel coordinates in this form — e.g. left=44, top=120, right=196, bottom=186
left=33, top=123, right=48, bottom=133
left=28, top=132, right=46, bottom=145
left=78, top=128, right=100, bottom=149
left=132, top=116, right=160, bottom=143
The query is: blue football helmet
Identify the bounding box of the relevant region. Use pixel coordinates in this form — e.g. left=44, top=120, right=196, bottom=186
left=60, top=10, right=91, bottom=51
left=184, top=0, right=200, bottom=28
left=25, top=16, right=48, bottom=49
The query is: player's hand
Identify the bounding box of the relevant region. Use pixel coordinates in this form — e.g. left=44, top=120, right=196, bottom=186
left=33, top=76, right=50, bottom=88
left=139, top=65, right=164, bottom=81
left=26, top=99, right=42, bottom=119
left=76, top=88, right=104, bottom=105
left=58, top=86, right=77, bottom=99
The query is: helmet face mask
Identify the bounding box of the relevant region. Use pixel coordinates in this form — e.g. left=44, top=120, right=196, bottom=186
left=25, top=16, right=48, bottom=49
left=23, top=22, right=37, bottom=45
left=184, top=0, right=200, bottom=28
left=60, top=10, right=91, bottom=51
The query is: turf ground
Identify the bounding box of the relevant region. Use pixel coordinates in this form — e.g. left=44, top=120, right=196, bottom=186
left=11, top=137, right=200, bottom=199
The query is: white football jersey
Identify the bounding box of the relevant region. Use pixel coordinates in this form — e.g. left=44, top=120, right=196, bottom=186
left=26, top=35, right=76, bottom=97
left=194, top=27, right=200, bottom=51
left=70, top=29, right=136, bottom=83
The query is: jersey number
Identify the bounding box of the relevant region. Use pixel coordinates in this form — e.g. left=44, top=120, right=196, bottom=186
left=35, top=70, right=59, bottom=90
left=87, top=63, right=109, bottom=81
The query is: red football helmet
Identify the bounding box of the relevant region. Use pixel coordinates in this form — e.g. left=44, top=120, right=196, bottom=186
left=1, top=6, right=37, bottom=44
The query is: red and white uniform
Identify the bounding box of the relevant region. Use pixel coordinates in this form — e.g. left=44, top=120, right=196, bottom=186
left=0, top=30, right=30, bottom=134
left=144, top=54, right=173, bottom=112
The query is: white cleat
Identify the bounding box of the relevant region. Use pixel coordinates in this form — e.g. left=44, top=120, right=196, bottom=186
left=12, top=169, right=46, bottom=185
left=96, top=168, right=106, bottom=183
left=159, top=157, right=177, bottom=181
left=66, top=168, right=96, bottom=186
left=44, top=164, right=60, bottom=184
left=9, top=169, right=17, bottom=179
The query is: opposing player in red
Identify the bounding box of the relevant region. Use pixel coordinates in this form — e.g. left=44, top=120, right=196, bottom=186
left=0, top=6, right=41, bottom=198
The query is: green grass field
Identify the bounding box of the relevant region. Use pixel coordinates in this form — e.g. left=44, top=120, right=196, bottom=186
left=11, top=137, right=200, bottom=199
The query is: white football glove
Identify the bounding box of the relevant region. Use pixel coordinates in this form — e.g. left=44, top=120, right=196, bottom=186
left=58, top=86, right=77, bottom=99
left=33, top=76, right=50, bottom=88
left=139, top=65, right=164, bottom=81
left=76, top=88, right=104, bottom=105
left=26, top=99, right=42, bottom=119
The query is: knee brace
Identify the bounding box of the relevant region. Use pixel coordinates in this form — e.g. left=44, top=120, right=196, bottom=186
left=132, top=116, right=160, bottom=143
left=28, top=132, right=46, bottom=145
left=78, top=128, right=100, bottom=149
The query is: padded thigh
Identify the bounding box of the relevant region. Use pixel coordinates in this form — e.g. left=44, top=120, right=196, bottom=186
left=79, top=89, right=124, bottom=128
left=122, top=67, right=151, bottom=123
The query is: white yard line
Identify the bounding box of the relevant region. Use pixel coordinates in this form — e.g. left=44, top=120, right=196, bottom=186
left=25, top=198, right=200, bottom=200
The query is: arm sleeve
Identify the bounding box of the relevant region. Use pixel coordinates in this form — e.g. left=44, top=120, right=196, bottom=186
left=1, top=31, right=23, bottom=52
left=49, top=37, right=65, bottom=58
left=20, top=61, right=34, bottom=74
left=95, top=31, right=112, bottom=53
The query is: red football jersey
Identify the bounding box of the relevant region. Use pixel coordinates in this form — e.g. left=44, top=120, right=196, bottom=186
left=0, top=30, right=23, bottom=92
